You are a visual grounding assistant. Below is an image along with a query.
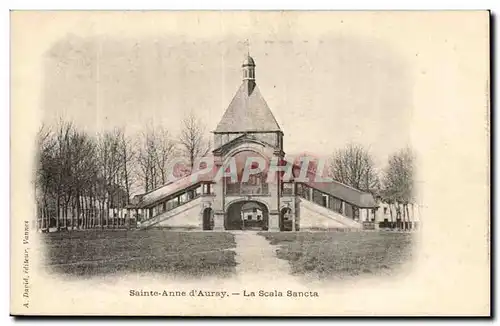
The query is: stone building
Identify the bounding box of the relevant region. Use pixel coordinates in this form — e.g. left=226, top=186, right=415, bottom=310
left=129, top=55, right=378, bottom=231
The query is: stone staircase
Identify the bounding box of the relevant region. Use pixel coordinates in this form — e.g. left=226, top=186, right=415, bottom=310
left=299, top=198, right=362, bottom=230
left=138, top=197, right=203, bottom=229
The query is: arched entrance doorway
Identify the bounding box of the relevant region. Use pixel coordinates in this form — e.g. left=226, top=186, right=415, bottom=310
left=280, top=207, right=293, bottom=231
left=202, top=207, right=213, bottom=230
left=225, top=201, right=269, bottom=231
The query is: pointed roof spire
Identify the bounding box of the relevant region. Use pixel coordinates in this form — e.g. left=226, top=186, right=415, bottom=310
left=215, top=54, right=281, bottom=133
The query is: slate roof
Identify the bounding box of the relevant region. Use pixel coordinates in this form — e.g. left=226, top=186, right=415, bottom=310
left=133, top=173, right=214, bottom=208
left=306, top=179, right=378, bottom=208
left=290, top=165, right=378, bottom=208
left=214, top=81, right=281, bottom=133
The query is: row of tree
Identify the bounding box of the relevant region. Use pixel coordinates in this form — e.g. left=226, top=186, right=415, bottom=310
left=35, top=117, right=415, bottom=231
left=35, top=114, right=209, bottom=231
left=329, top=143, right=415, bottom=227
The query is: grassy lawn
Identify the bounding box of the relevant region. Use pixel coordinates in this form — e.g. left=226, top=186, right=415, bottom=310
left=259, top=231, right=413, bottom=278
left=41, top=230, right=237, bottom=278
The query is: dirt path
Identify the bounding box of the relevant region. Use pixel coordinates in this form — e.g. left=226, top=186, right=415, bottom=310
left=231, top=231, right=299, bottom=284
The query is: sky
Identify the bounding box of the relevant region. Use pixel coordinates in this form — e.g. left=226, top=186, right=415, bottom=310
left=35, top=11, right=475, bottom=169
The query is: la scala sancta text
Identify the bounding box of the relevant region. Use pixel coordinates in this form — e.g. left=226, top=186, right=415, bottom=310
left=245, top=290, right=319, bottom=297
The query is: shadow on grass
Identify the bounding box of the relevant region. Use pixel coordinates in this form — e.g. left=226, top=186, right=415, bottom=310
left=41, top=230, right=237, bottom=279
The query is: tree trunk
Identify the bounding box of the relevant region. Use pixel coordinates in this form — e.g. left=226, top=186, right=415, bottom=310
left=88, top=195, right=92, bottom=228
left=396, top=203, right=401, bottom=229
left=84, top=195, right=88, bottom=229
left=71, top=201, right=75, bottom=231
left=42, top=195, right=47, bottom=230
left=90, top=196, right=94, bottom=228
left=76, top=195, right=81, bottom=229
left=93, top=198, right=96, bottom=228
left=403, top=203, right=408, bottom=230
left=62, top=203, right=66, bottom=230
left=40, top=206, right=44, bottom=230
left=106, top=196, right=110, bottom=229
left=406, top=204, right=411, bottom=230
left=87, top=192, right=91, bottom=229
left=56, top=195, right=61, bottom=231
left=99, top=199, right=104, bottom=230
left=43, top=206, right=48, bottom=230
left=86, top=194, right=91, bottom=229
left=81, top=195, right=86, bottom=229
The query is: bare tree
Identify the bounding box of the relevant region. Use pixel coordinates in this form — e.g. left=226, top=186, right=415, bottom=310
left=382, top=147, right=415, bottom=229
left=96, top=130, right=124, bottom=228
left=116, top=130, right=137, bottom=228
left=153, top=128, right=177, bottom=185
left=53, top=119, right=75, bottom=230
left=118, top=130, right=135, bottom=204
left=179, top=113, right=210, bottom=172
left=137, top=127, right=159, bottom=192
left=68, top=129, right=96, bottom=230
left=35, top=124, right=56, bottom=230
left=137, top=125, right=177, bottom=192
left=329, top=143, right=380, bottom=193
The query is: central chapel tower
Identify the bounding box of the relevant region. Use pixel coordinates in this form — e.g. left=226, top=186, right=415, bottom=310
left=213, top=54, right=284, bottom=154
